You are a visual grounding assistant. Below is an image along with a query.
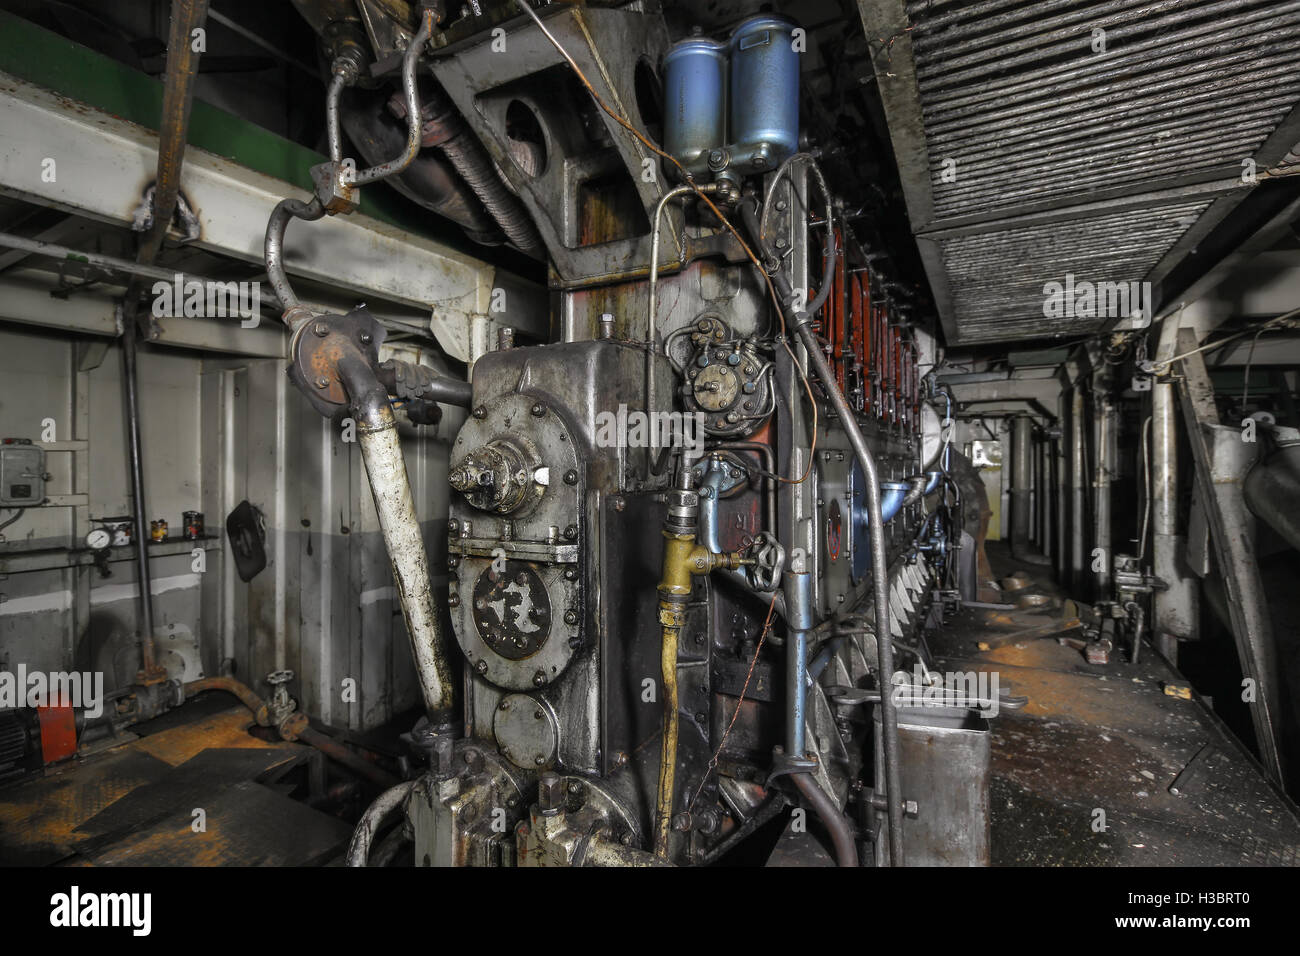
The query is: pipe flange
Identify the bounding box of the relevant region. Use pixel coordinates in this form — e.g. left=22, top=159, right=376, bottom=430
left=287, top=308, right=386, bottom=418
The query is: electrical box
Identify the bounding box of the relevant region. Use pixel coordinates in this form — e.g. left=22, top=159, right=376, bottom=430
left=0, top=439, right=46, bottom=507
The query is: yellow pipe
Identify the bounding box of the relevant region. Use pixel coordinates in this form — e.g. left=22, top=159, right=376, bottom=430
left=654, top=530, right=746, bottom=858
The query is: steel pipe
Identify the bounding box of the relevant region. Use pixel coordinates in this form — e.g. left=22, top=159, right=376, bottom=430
left=346, top=780, right=415, bottom=867
left=340, top=355, right=456, bottom=718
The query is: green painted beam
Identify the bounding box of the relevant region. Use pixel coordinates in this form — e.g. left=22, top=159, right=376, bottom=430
left=0, top=9, right=443, bottom=240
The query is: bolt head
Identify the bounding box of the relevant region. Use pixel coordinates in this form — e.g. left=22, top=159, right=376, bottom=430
left=531, top=403, right=546, bottom=416
left=476, top=659, right=488, bottom=673
left=315, top=376, right=330, bottom=389
left=563, top=470, right=578, bottom=485
left=473, top=406, right=486, bottom=419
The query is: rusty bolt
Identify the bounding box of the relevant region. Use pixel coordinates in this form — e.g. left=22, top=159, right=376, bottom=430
left=531, top=403, right=546, bottom=417
left=564, top=609, right=578, bottom=626
left=563, top=470, right=578, bottom=485
left=315, top=376, right=330, bottom=389
left=473, top=405, right=486, bottom=419
left=313, top=322, right=329, bottom=337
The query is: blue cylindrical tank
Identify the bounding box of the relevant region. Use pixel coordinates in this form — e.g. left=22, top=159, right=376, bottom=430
left=663, top=37, right=728, bottom=180
left=729, top=15, right=799, bottom=173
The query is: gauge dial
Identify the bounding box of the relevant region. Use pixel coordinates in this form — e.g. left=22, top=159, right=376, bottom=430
left=85, top=528, right=112, bottom=551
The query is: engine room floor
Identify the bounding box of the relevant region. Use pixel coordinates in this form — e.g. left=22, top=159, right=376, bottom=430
left=0, top=698, right=353, bottom=866
left=932, top=543, right=1300, bottom=866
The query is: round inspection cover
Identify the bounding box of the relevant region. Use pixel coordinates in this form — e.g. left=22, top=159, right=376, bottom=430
left=472, top=560, right=551, bottom=660
left=494, top=694, right=558, bottom=769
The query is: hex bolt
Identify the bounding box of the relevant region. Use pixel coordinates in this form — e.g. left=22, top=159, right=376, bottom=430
left=564, top=609, right=578, bottom=626
left=475, top=659, right=488, bottom=674
left=538, top=771, right=563, bottom=813
left=473, top=406, right=486, bottom=419
left=532, top=669, right=547, bottom=687
left=448, top=520, right=459, bottom=534
left=313, top=322, right=329, bottom=337
left=563, top=525, right=577, bottom=540
left=315, top=376, right=330, bottom=389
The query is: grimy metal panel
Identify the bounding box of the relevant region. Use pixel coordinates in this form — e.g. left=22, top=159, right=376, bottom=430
left=859, top=0, right=1300, bottom=344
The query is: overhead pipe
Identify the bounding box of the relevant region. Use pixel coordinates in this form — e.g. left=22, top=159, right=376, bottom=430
left=265, top=9, right=434, bottom=329
left=414, top=82, right=545, bottom=256
left=121, top=0, right=210, bottom=682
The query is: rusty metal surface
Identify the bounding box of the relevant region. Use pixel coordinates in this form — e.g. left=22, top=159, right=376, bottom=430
left=71, top=748, right=306, bottom=852
left=78, top=780, right=352, bottom=866
left=0, top=704, right=315, bottom=865
left=0, top=749, right=172, bottom=866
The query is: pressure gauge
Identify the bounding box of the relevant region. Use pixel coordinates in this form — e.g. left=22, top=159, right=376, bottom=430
left=85, top=528, right=112, bottom=551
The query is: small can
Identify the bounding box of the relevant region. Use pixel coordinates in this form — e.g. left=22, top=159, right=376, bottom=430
left=183, top=511, right=204, bottom=541
left=150, top=519, right=168, bottom=543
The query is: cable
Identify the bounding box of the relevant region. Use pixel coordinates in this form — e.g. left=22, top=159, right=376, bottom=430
left=1149, top=307, right=1300, bottom=372
left=0, top=508, right=25, bottom=536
